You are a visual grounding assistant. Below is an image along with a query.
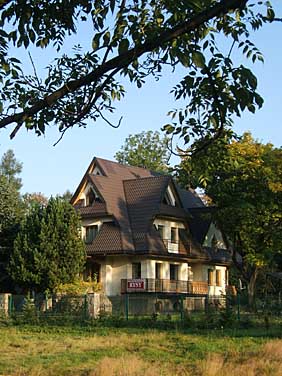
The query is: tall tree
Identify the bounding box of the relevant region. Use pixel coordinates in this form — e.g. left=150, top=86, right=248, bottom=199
left=178, top=133, right=282, bottom=306
left=58, top=190, right=73, bottom=202
left=22, top=192, right=49, bottom=212
left=0, top=1, right=278, bottom=151
left=0, top=149, right=22, bottom=191
left=115, top=130, right=170, bottom=172
left=9, top=197, right=86, bottom=293
left=0, top=150, right=23, bottom=291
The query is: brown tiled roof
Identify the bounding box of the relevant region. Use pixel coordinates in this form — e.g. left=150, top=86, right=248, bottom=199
left=123, top=175, right=170, bottom=252
left=77, top=203, right=108, bottom=218
left=85, top=222, right=123, bottom=255
left=71, top=157, right=227, bottom=261
left=158, top=203, right=188, bottom=220
left=87, top=158, right=158, bottom=251
left=177, top=188, right=205, bottom=209
left=188, top=207, right=214, bottom=244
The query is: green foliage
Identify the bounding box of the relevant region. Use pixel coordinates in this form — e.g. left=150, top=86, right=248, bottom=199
left=177, top=132, right=282, bottom=302
left=0, top=1, right=277, bottom=149
left=115, top=130, right=171, bottom=172
left=22, top=192, right=49, bottom=212
left=8, top=197, right=86, bottom=293
left=0, top=149, right=22, bottom=191
left=58, top=190, right=73, bottom=202
left=0, top=150, right=23, bottom=291
left=55, top=278, right=101, bottom=295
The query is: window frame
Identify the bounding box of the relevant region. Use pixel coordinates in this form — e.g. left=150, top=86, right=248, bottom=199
left=132, top=262, right=142, bottom=279
left=84, top=225, right=98, bottom=244
left=169, top=264, right=179, bottom=281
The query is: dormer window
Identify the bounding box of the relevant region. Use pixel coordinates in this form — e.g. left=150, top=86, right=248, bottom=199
left=162, top=185, right=177, bottom=206
left=163, top=192, right=173, bottom=205
left=85, top=187, right=102, bottom=206
left=211, top=235, right=218, bottom=250
left=86, top=189, right=95, bottom=206
left=93, top=165, right=103, bottom=176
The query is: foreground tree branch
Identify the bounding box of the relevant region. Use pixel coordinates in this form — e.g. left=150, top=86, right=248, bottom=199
left=0, top=0, right=248, bottom=137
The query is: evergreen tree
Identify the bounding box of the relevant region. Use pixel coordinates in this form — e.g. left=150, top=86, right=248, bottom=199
left=9, top=198, right=85, bottom=293
left=0, top=150, right=24, bottom=291
left=0, top=149, right=22, bottom=191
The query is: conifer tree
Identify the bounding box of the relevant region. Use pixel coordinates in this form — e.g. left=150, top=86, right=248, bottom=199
left=9, top=198, right=85, bottom=293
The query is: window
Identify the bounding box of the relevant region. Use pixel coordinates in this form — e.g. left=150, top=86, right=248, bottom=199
left=171, top=227, right=178, bottom=243
left=84, top=225, right=98, bottom=244
left=225, top=269, right=229, bottom=285
left=86, top=189, right=96, bottom=206
left=157, top=225, right=165, bottom=239
left=211, top=235, right=218, bottom=250
left=132, top=262, right=141, bottom=279
left=216, top=270, right=221, bottom=286
left=170, top=264, right=178, bottom=281
left=208, top=269, right=214, bottom=286
left=155, top=263, right=162, bottom=279
left=86, top=188, right=102, bottom=206
left=83, top=262, right=100, bottom=282
left=163, top=192, right=172, bottom=205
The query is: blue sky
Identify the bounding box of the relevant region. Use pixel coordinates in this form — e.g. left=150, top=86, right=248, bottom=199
left=0, top=2, right=282, bottom=197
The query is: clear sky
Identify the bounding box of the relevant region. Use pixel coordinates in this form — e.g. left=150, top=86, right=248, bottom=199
left=0, top=2, right=282, bottom=197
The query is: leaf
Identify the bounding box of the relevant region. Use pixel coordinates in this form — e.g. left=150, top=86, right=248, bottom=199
left=118, top=39, right=130, bottom=55
left=103, top=31, right=111, bottom=46
left=192, top=51, right=206, bottom=68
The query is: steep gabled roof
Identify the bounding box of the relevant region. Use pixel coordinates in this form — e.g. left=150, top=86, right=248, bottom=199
left=72, top=157, right=230, bottom=264
left=123, top=175, right=170, bottom=252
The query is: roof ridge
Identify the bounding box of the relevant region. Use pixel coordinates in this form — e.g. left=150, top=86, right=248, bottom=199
left=122, top=175, right=170, bottom=183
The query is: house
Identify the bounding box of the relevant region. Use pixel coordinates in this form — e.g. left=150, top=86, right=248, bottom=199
left=70, top=157, right=231, bottom=311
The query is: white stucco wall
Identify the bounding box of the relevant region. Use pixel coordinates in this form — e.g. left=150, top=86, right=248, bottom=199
left=99, top=257, right=191, bottom=296
left=97, top=257, right=227, bottom=297
left=190, top=263, right=227, bottom=296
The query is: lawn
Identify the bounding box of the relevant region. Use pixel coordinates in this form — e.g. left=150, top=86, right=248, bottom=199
left=0, top=320, right=281, bottom=376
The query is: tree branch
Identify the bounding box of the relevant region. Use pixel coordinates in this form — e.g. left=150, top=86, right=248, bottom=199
left=0, top=0, right=249, bottom=136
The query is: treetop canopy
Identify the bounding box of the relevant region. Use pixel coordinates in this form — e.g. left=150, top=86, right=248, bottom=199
left=0, top=0, right=278, bottom=152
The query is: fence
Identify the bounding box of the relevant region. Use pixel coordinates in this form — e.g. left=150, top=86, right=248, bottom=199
left=0, top=292, right=281, bottom=322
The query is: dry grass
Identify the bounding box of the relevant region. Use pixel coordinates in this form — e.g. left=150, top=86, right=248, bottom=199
left=0, top=327, right=281, bottom=376
left=199, top=340, right=282, bottom=376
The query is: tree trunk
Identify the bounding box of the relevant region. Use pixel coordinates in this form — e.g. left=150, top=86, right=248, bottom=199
left=247, top=268, right=259, bottom=310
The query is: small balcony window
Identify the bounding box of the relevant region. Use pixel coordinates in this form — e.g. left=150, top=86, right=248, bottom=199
left=216, top=270, right=221, bottom=286
left=170, top=264, right=179, bottom=281
left=208, top=269, right=214, bottom=286
left=155, top=263, right=162, bottom=279
left=132, top=262, right=141, bottom=279
left=171, top=227, right=178, bottom=243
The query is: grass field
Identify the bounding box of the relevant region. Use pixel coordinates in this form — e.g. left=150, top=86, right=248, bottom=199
left=0, top=320, right=282, bottom=376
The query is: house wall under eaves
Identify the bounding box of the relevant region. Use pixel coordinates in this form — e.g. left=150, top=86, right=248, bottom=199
left=97, top=256, right=227, bottom=297
left=192, top=263, right=227, bottom=296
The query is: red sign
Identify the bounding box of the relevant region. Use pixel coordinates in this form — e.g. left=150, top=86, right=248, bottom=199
left=127, top=279, right=145, bottom=291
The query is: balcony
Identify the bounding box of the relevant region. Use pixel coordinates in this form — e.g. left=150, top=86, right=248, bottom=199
left=161, top=239, right=192, bottom=254
left=121, top=279, right=208, bottom=295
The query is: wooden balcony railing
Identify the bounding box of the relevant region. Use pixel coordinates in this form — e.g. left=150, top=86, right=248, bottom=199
left=161, top=239, right=191, bottom=254
left=121, top=279, right=208, bottom=295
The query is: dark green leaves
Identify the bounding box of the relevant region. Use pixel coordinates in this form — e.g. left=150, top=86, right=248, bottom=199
left=192, top=51, right=206, bottom=68
left=118, top=39, right=130, bottom=55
